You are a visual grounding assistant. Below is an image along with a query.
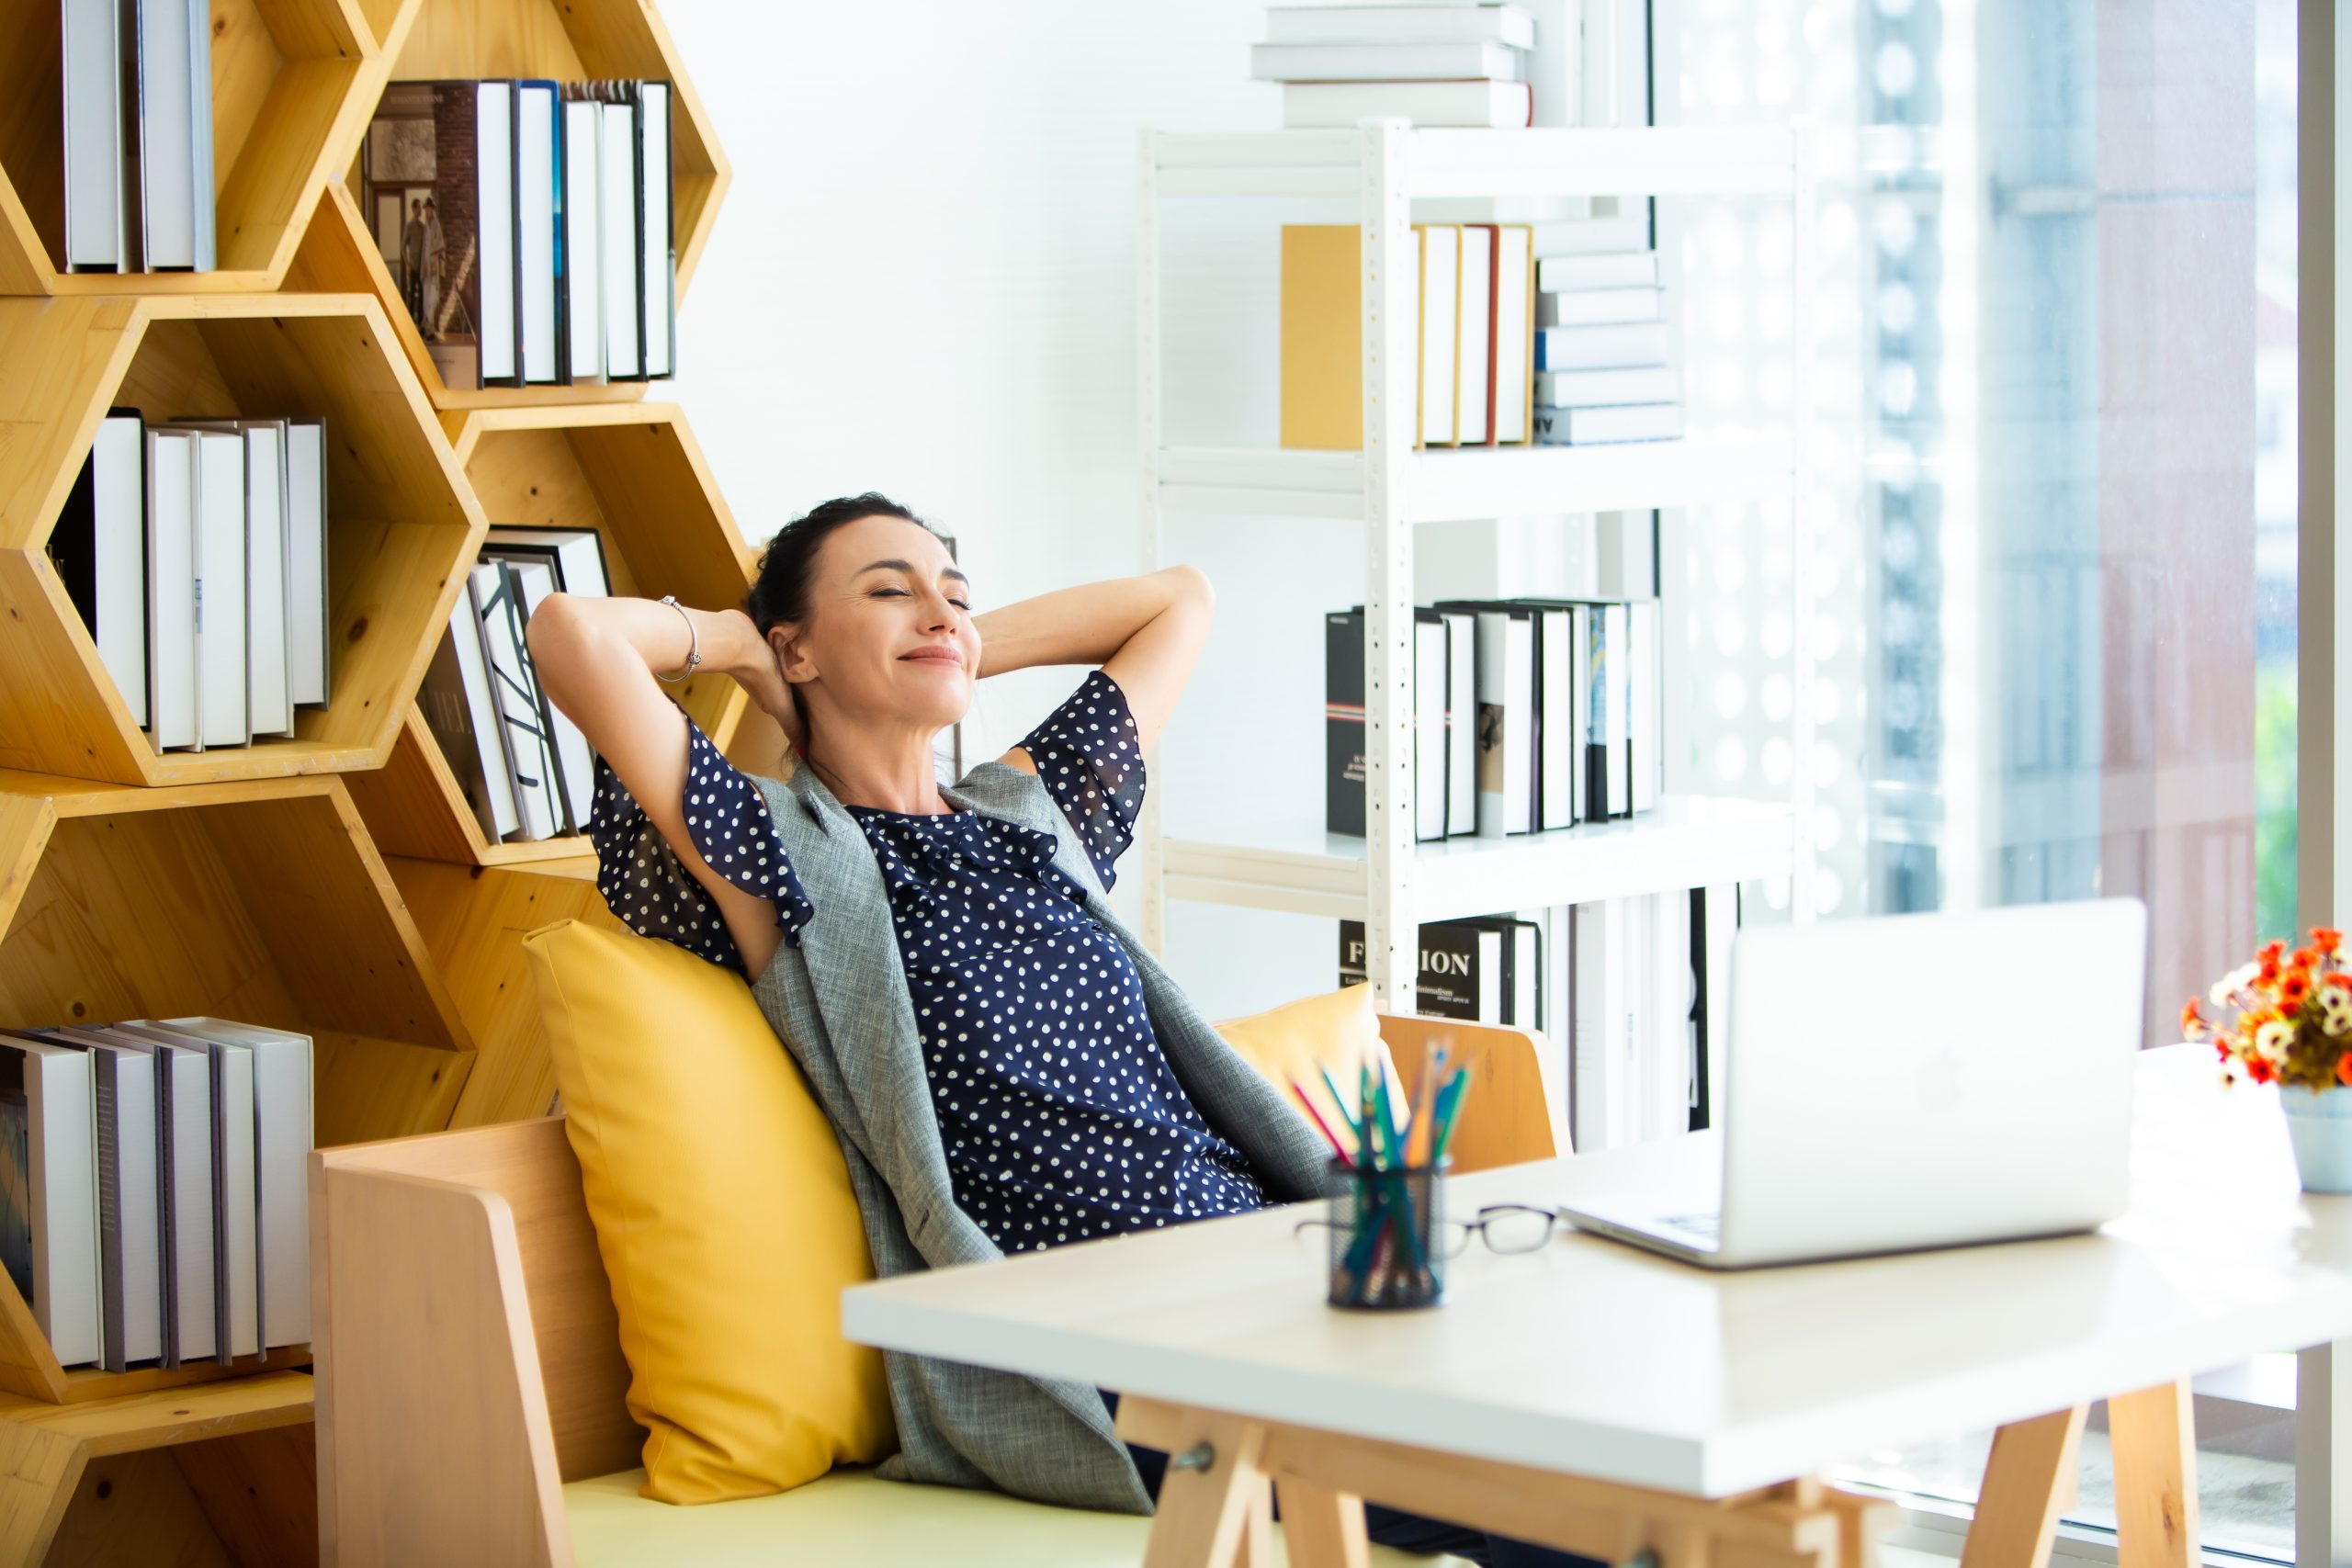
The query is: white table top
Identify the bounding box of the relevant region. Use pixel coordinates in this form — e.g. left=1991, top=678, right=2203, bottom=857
left=842, top=1045, right=2352, bottom=1496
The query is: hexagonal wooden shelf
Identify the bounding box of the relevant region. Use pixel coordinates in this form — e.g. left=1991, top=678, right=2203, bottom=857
left=0, top=0, right=395, bottom=293
left=288, top=0, right=730, bottom=410
left=345, top=401, right=758, bottom=866
left=0, top=292, right=487, bottom=788
left=0, top=767, right=475, bottom=1403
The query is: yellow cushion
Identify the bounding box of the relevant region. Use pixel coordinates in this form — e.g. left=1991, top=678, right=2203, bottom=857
left=1214, top=983, right=1393, bottom=1152
left=522, top=919, right=897, bottom=1504
left=563, top=1466, right=1476, bottom=1568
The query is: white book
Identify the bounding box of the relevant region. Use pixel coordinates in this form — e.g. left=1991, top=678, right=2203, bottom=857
left=144, top=427, right=198, bottom=750
left=184, top=0, right=213, bottom=269
left=1540, top=286, right=1662, bottom=326
left=1568, top=603, right=1590, bottom=823
left=1534, top=366, right=1679, bottom=408
left=562, top=99, right=605, bottom=384
left=1455, top=224, right=1492, bottom=446
left=1439, top=602, right=1534, bottom=835
left=1413, top=613, right=1447, bottom=843
left=1491, top=225, right=1532, bottom=443
left=1251, top=39, right=1527, bottom=82
left=85, top=1030, right=209, bottom=1365
left=1570, top=899, right=1633, bottom=1152
left=600, top=100, right=641, bottom=379
left=62, top=0, right=126, bottom=269
left=189, top=427, right=246, bottom=749
left=1538, top=252, right=1659, bottom=291
left=476, top=81, right=518, bottom=384
left=83, top=1039, right=159, bottom=1368
left=134, top=0, right=197, bottom=268
left=1282, top=80, right=1532, bottom=130
left=1416, top=225, right=1458, bottom=447
left=1265, top=6, right=1536, bottom=47
left=1530, top=216, right=1650, bottom=255
left=1600, top=601, right=1630, bottom=816
left=640, top=82, right=673, bottom=378
left=160, top=1020, right=309, bottom=1350
left=1529, top=604, right=1574, bottom=830
left=284, top=419, right=328, bottom=708
left=472, top=560, right=560, bottom=840
left=1441, top=610, right=1476, bottom=837
left=501, top=558, right=591, bottom=833
left=242, top=422, right=290, bottom=737
left=517, top=82, right=559, bottom=385
left=1533, top=401, right=1683, bottom=445
left=119, top=1021, right=255, bottom=1360
left=447, top=590, right=518, bottom=840
left=1629, top=599, right=1661, bottom=813
left=1535, top=320, right=1670, bottom=372
left=483, top=525, right=611, bottom=597
left=0, top=1033, right=101, bottom=1368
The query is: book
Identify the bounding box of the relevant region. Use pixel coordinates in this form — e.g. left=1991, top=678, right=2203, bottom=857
left=1491, top=225, right=1533, bottom=443
left=596, top=92, right=642, bottom=380
left=1514, top=601, right=1576, bottom=830
left=1416, top=225, right=1458, bottom=446
left=1325, top=607, right=1453, bottom=841
left=373, top=82, right=523, bottom=389
left=75, top=1035, right=160, bottom=1369
left=188, top=427, right=247, bottom=750
left=159, top=1020, right=310, bottom=1351
left=1250, top=39, right=1528, bottom=82
left=561, top=97, right=605, bottom=384
left=1533, top=366, right=1679, bottom=408
left=476, top=81, right=521, bottom=388
left=472, top=559, right=561, bottom=839
left=1440, top=608, right=1476, bottom=837
left=83, top=1029, right=210, bottom=1366
left=1280, top=225, right=1360, bottom=451
left=1432, top=600, right=1536, bottom=834
left=0, top=1034, right=100, bottom=1368
left=62, top=0, right=127, bottom=270
left=1339, top=919, right=1503, bottom=1022
left=1570, top=898, right=1632, bottom=1152
left=50, top=412, right=148, bottom=727
left=516, top=80, right=562, bottom=386
left=1628, top=599, right=1661, bottom=813
left=1532, top=402, right=1683, bottom=446
left=500, top=557, right=592, bottom=832
left=1538, top=252, right=1659, bottom=291
left=143, top=426, right=198, bottom=751
left=639, top=81, right=675, bottom=378
left=1530, top=215, right=1650, bottom=255
left=1586, top=600, right=1631, bottom=818
left=1415, top=608, right=1447, bottom=842
left=241, top=422, right=292, bottom=739
left=134, top=0, right=211, bottom=269
left=1456, top=224, right=1494, bottom=446
left=1264, top=6, right=1537, bottom=47
left=424, top=592, right=518, bottom=841
left=119, top=1021, right=257, bottom=1360
left=285, top=419, right=329, bottom=708
left=1281, top=80, right=1532, bottom=130
left=481, top=525, right=612, bottom=597
left=1535, top=320, right=1670, bottom=372
left=1539, top=286, right=1662, bottom=326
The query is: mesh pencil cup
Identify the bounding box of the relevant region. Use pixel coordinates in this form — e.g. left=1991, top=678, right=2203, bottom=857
left=1324, top=1156, right=1449, bottom=1310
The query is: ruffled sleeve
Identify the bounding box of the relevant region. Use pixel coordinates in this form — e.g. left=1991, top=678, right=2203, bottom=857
left=584, top=696, right=816, bottom=974
left=1017, top=668, right=1146, bottom=893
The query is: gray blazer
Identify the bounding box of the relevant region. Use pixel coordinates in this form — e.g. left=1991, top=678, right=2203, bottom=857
left=743, top=752, right=1342, bottom=1515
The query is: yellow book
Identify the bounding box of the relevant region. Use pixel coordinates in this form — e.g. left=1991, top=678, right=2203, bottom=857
left=1280, top=224, right=1363, bottom=450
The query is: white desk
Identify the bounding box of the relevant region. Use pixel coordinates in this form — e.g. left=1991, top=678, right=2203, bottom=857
left=843, top=1046, right=2352, bottom=1568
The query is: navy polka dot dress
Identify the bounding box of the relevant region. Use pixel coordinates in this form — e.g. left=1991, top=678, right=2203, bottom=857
left=586, top=669, right=1270, bottom=1253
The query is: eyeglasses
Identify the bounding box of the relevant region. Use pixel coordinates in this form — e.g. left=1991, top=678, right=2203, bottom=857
left=1295, top=1202, right=1566, bottom=1259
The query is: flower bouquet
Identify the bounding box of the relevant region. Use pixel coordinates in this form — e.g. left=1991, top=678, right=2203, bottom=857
left=2185, top=926, right=2352, bottom=1191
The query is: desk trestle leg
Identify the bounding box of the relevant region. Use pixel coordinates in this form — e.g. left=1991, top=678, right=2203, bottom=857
left=1965, top=1379, right=2199, bottom=1568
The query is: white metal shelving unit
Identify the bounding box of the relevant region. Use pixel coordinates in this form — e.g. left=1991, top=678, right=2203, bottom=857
left=1136, top=121, right=1814, bottom=1016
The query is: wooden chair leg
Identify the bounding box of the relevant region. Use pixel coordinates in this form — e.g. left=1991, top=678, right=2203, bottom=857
left=1274, top=1476, right=1372, bottom=1568
left=1233, top=1479, right=1273, bottom=1568
left=1961, top=1405, right=2088, bottom=1568
left=2108, top=1382, right=2199, bottom=1568
left=1136, top=1409, right=1272, bottom=1568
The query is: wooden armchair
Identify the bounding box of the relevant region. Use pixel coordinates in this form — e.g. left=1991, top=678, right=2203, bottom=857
left=311, top=1013, right=1559, bottom=1565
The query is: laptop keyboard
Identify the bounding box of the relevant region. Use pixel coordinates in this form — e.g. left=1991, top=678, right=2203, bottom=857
left=1660, top=1211, right=1722, bottom=1240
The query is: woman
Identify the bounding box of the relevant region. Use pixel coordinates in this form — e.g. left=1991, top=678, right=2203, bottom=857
left=528, top=493, right=1599, bottom=1568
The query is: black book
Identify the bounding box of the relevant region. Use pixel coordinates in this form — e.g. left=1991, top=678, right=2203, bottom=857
left=1338, top=918, right=1504, bottom=1022
left=1325, top=606, right=1451, bottom=841
left=368, top=81, right=524, bottom=389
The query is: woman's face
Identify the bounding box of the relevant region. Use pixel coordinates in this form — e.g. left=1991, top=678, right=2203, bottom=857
left=774, top=514, right=978, bottom=734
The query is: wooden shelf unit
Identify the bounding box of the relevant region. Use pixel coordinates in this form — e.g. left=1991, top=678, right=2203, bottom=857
left=0, top=291, right=489, bottom=788
left=0, top=0, right=398, bottom=294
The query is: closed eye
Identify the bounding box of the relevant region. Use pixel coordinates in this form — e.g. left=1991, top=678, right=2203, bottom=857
left=872, top=587, right=972, bottom=610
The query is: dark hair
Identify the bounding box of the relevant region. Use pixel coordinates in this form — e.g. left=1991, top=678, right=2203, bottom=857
left=743, top=491, right=939, bottom=751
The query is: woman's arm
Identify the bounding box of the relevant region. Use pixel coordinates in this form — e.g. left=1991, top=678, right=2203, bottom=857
left=978, top=564, right=1213, bottom=761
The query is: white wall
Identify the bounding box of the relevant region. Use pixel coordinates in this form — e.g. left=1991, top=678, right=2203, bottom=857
left=662, top=1, right=1585, bottom=1018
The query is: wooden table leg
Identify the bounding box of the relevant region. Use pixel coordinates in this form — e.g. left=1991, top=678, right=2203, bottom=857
left=1273, top=1477, right=1372, bottom=1568
left=1124, top=1404, right=1272, bottom=1568
left=2109, top=1381, right=2199, bottom=1568
left=1960, top=1406, right=2088, bottom=1568
left=1234, top=1479, right=1274, bottom=1568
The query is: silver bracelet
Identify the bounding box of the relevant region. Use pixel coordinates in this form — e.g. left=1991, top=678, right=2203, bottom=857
left=655, top=594, right=701, bottom=683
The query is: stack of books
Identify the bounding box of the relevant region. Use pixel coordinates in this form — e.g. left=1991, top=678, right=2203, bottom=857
left=422, top=528, right=614, bottom=845
left=46, top=412, right=332, bottom=755
left=363, top=79, right=676, bottom=390
left=61, top=0, right=216, bottom=271
left=1252, top=5, right=1538, bottom=129
left=1531, top=215, right=1682, bottom=446
left=1283, top=222, right=1535, bottom=449
left=1326, top=596, right=1664, bottom=842
left=1338, top=915, right=1542, bottom=1028
left=0, top=1018, right=311, bottom=1372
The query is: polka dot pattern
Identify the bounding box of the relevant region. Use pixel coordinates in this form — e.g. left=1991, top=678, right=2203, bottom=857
left=1016, top=668, right=1145, bottom=894
left=584, top=695, right=815, bottom=976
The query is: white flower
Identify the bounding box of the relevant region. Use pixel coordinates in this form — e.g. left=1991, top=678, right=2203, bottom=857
left=2324, top=992, right=2352, bottom=1037
left=2256, top=1019, right=2297, bottom=1062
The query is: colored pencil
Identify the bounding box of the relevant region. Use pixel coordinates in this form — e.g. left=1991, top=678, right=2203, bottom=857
left=1288, top=1077, right=1354, bottom=1167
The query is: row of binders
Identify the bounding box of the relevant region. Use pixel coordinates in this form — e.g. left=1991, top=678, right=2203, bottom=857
left=1532, top=214, right=1682, bottom=446
left=1283, top=222, right=1536, bottom=449
left=422, top=531, right=614, bottom=845
left=1253, top=4, right=1542, bottom=129
left=0, top=1019, right=311, bottom=1372
left=1340, top=914, right=1542, bottom=1029
left=61, top=0, right=215, bottom=271
left=365, top=79, right=675, bottom=390
left=1326, top=596, right=1664, bottom=841
left=48, top=412, right=332, bottom=753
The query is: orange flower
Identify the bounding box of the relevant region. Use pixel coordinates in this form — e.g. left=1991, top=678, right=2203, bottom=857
left=2249, top=1056, right=2277, bottom=1085
left=2316, top=927, right=2345, bottom=954
left=2283, top=972, right=2313, bottom=1009
left=2294, top=948, right=2321, bottom=973
left=2264, top=938, right=2289, bottom=963
left=2261, top=957, right=2283, bottom=986
left=2328, top=973, right=2352, bottom=992
left=2337, top=1051, right=2352, bottom=1087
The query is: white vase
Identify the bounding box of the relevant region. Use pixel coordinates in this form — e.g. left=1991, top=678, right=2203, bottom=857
left=2280, top=1083, right=2352, bottom=1193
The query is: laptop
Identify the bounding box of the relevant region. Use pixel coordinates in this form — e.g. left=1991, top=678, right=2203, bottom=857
left=1556, top=897, right=2149, bottom=1269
